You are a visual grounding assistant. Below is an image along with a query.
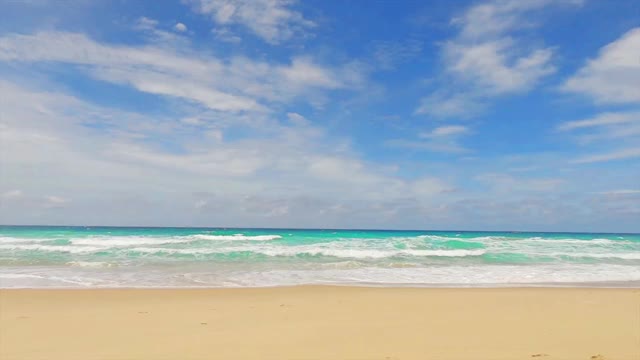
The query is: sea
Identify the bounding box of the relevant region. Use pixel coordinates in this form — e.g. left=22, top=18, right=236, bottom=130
left=1, top=226, right=639, bottom=288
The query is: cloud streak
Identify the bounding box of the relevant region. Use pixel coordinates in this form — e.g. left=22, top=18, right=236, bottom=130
left=559, top=29, right=640, bottom=165
left=0, top=31, right=359, bottom=113
left=572, top=148, right=640, bottom=164
left=386, top=125, right=471, bottom=153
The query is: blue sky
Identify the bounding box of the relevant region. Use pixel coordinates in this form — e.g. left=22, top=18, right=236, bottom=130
left=0, top=0, right=639, bottom=232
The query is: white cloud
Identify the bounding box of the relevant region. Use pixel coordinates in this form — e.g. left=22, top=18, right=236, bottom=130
left=277, top=57, right=342, bottom=89
left=453, top=0, right=583, bottom=40
left=416, top=0, right=578, bottom=118
left=134, top=17, right=187, bottom=44
left=415, top=92, right=482, bottom=118
left=443, top=39, right=554, bottom=95
left=558, top=29, right=640, bottom=165
left=386, top=125, right=471, bottom=154
left=212, top=27, right=242, bottom=43
left=2, top=4, right=639, bottom=231
left=0, top=189, right=70, bottom=210
left=0, top=31, right=359, bottom=113
left=557, top=111, right=640, bottom=146
left=136, top=16, right=159, bottom=30
left=1, top=190, right=23, bottom=199
left=572, top=147, right=640, bottom=164
left=556, top=110, right=640, bottom=165
left=0, top=80, right=459, bottom=226
left=2, top=78, right=637, bottom=230
left=385, top=139, right=468, bottom=154
left=420, top=125, right=470, bottom=138
left=43, top=195, right=70, bottom=208
left=286, top=112, right=309, bottom=126
left=562, top=27, right=640, bottom=104
left=557, top=112, right=640, bottom=131
left=186, top=0, right=314, bottom=44
left=174, top=22, right=188, bottom=32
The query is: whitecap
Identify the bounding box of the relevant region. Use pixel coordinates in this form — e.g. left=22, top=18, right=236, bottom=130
left=550, top=252, right=640, bottom=260
left=188, top=234, right=282, bottom=241
left=66, top=261, right=115, bottom=268
left=0, top=244, right=105, bottom=254
left=0, top=236, right=56, bottom=243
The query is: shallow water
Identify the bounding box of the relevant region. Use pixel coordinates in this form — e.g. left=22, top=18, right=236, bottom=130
left=1, top=226, right=639, bottom=288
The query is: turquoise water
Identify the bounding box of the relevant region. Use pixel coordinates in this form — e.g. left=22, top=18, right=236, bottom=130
left=1, top=226, right=639, bottom=288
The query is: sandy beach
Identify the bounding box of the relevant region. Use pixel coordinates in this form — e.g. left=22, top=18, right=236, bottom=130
left=1, top=287, right=638, bottom=360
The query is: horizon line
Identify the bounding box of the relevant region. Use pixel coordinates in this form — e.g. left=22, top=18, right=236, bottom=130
left=1, top=224, right=638, bottom=236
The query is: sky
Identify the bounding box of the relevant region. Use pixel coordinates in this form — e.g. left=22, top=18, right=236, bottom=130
left=0, top=0, right=639, bottom=232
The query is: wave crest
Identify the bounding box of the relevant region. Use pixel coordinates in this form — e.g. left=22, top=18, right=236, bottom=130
left=188, top=234, right=282, bottom=241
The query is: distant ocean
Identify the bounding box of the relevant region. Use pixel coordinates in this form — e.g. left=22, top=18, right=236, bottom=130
left=1, top=226, right=639, bottom=288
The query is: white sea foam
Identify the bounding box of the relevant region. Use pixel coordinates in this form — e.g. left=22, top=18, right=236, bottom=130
left=188, top=234, right=282, bottom=241
left=0, top=236, right=56, bottom=243
left=225, top=265, right=640, bottom=287
left=551, top=252, right=640, bottom=260
left=0, top=244, right=106, bottom=254
left=124, top=246, right=486, bottom=258
left=256, top=248, right=486, bottom=258
left=0, top=273, right=44, bottom=279
left=519, top=237, right=623, bottom=245
left=66, top=261, right=115, bottom=268
left=127, top=247, right=214, bottom=255
left=2, top=264, right=640, bottom=288
left=62, top=234, right=282, bottom=248
left=2, top=238, right=636, bottom=260
left=0, top=272, right=109, bottom=287
left=457, top=236, right=627, bottom=245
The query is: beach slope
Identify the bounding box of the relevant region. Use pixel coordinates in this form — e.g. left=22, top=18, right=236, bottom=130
left=1, top=287, right=638, bottom=360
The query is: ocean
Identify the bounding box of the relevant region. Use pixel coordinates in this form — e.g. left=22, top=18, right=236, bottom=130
left=1, top=226, right=639, bottom=288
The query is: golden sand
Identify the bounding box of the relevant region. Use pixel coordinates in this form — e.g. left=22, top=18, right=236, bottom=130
left=1, top=287, right=639, bottom=360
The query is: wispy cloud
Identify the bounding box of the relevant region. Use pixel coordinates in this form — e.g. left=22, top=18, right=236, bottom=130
left=185, top=0, right=314, bottom=44
left=443, top=39, right=554, bottom=95
left=0, top=31, right=360, bottom=113
left=419, top=125, right=470, bottom=138
left=370, top=39, right=423, bottom=70
left=557, top=111, right=640, bottom=146
left=416, top=0, right=579, bottom=119
left=133, top=16, right=188, bottom=43
left=415, top=92, right=482, bottom=119
left=0, top=190, right=23, bottom=200
left=572, top=147, right=640, bottom=164
left=557, top=112, right=639, bottom=131
left=0, top=189, right=70, bottom=210
left=0, top=79, right=455, bottom=226
left=1, top=0, right=638, bottom=231
left=386, top=125, right=471, bottom=153
left=559, top=28, right=640, bottom=164
left=212, top=27, right=242, bottom=43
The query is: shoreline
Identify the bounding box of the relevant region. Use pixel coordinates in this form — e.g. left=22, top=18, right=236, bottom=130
left=2, top=279, right=640, bottom=289
left=2, top=287, right=639, bottom=359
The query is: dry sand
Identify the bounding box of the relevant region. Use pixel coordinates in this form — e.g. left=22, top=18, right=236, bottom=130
left=1, top=287, right=639, bottom=360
